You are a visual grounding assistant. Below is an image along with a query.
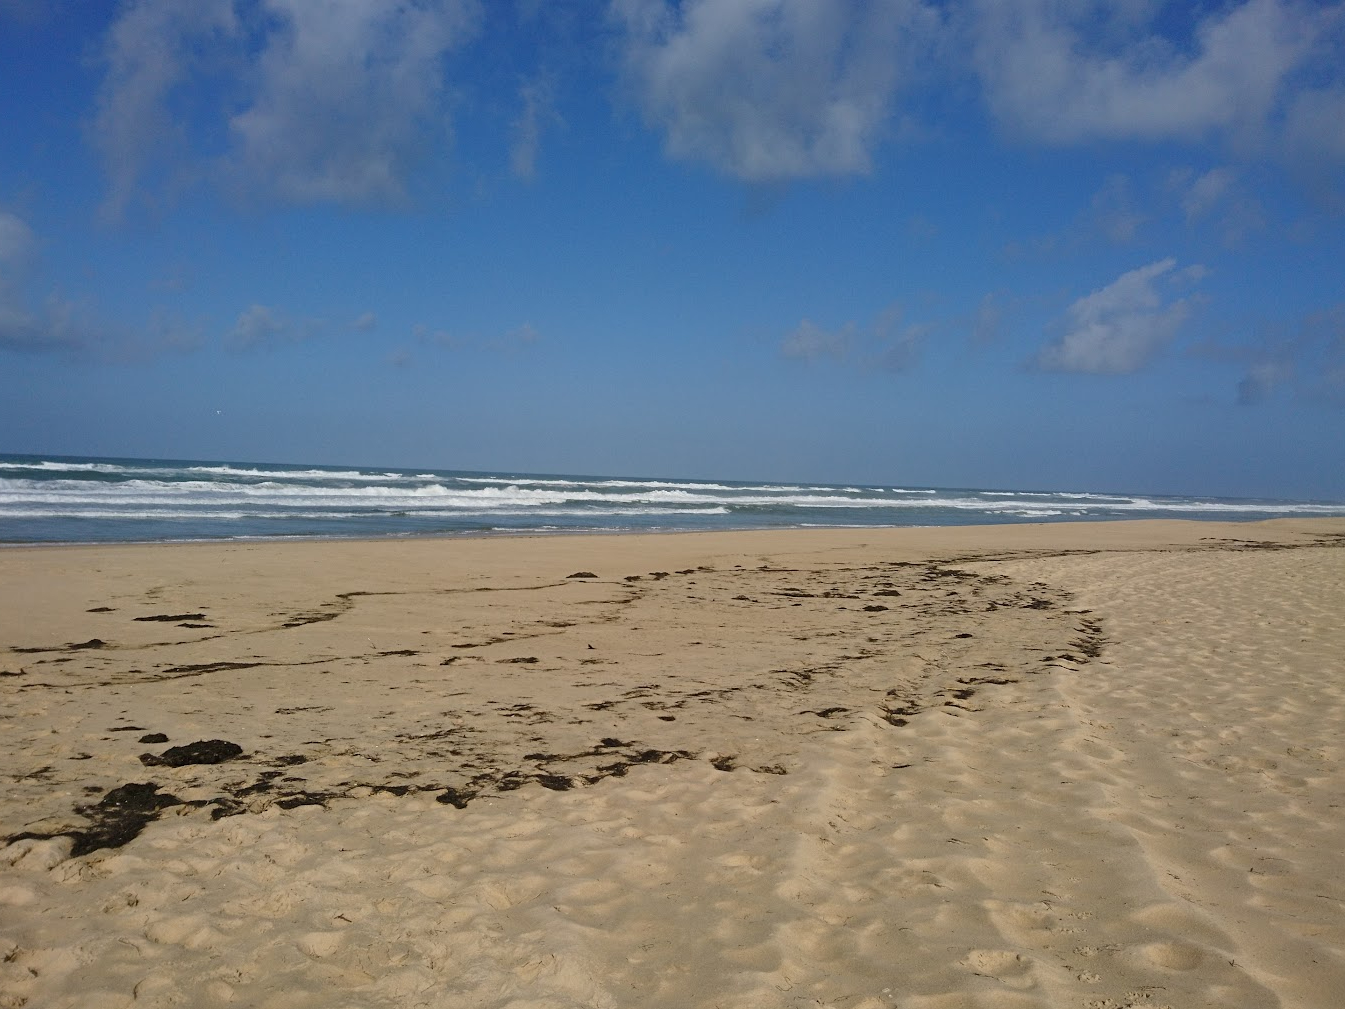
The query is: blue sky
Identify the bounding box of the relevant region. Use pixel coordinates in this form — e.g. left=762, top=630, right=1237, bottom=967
left=2, top=0, right=1343, bottom=499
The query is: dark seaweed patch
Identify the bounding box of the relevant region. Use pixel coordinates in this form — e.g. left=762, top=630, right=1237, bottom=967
left=7, top=782, right=186, bottom=857
left=140, top=739, right=243, bottom=767
left=161, top=661, right=260, bottom=675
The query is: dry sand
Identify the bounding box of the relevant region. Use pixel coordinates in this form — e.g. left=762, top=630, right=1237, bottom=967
left=2, top=519, right=1343, bottom=1009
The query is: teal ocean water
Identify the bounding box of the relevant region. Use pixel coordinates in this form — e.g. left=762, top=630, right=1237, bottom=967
left=2, top=453, right=1343, bottom=544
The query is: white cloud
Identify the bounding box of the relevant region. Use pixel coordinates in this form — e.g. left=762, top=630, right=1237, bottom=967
left=93, top=0, right=481, bottom=212
left=227, top=0, right=481, bottom=204
left=1036, top=258, right=1197, bottom=374
left=86, top=0, right=1345, bottom=208
left=611, top=0, right=937, bottom=180
left=91, top=0, right=237, bottom=219
left=350, top=311, right=378, bottom=332
left=782, top=319, right=853, bottom=361
left=970, top=0, right=1325, bottom=151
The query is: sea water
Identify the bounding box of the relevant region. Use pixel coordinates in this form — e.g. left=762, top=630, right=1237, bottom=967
left=2, top=453, right=1343, bottom=544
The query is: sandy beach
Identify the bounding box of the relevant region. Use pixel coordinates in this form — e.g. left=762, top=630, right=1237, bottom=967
left=2, top=518, right=1344, bottom=1009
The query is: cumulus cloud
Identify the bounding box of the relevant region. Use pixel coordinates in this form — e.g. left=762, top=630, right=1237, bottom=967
left=87, top=0, right=1345, bottom=206
left=971, top=0, right=1321, bottom=145
left=966, top=0, right=1345, bottom=187
left=91, top=0, right=237, bottom=218
left=93, top=0, right=482, bottom=212
left=611, top=0, right=937, bottom=180
left=350, top=311, right=378, bottom=332
left=1036, top=258, right=1198, bottom=374
left=227, top=0, right=481, bottom=204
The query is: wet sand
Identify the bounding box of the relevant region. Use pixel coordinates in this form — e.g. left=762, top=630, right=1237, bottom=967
left=3, top=519, right=1344, bottom=1008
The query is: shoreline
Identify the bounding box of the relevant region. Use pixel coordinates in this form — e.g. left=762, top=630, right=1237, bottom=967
left=3, top=510, right=1344, bottom=549
left=3, top=517, right=1344, bottom=1007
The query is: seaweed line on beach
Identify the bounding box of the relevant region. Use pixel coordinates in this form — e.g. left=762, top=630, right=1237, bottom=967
left=1, top=551, right=1110, bottom=859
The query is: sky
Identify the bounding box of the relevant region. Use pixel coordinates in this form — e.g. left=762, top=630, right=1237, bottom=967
left=1, top=0, right=1344, bottom=500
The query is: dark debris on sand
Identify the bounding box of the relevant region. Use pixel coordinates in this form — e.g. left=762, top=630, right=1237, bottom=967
left=140, top=739, right=244, bottom=767
left=5, top=553, right=1100, bottom=861
left=9, top=782, right=183, bottom=858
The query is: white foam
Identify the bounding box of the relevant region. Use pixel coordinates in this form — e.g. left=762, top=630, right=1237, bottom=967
left=6, top=458, right=1345, bottom=544
left=184, top=465, right=416, bottom=482
left=5, top=476, right=1345, bottom=519
left=452, top=475, right=789, bottom=493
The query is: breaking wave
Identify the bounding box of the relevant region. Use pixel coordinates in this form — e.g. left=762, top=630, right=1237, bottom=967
left=2, top=453, right=1342, bottom=543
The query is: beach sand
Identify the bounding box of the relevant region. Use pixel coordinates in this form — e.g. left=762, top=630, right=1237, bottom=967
left=2, top=519, right=1343, bottom=1009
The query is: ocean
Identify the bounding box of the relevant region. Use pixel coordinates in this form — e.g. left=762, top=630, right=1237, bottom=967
left=2, top=453, right=1343, bottom=545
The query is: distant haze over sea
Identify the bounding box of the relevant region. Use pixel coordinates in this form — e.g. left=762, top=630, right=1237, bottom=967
left=3, top=455, right=1344, bottom=545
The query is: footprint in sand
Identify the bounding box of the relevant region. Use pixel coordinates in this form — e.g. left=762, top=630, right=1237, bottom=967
left=296, top=930, right=345, bottom=958
left=1140, top=940, right=1204, bottom=970
left=144, top=914, right=225, bottom=950
left=0, top=884, right=36, bottom=906
left=1, top=836, right=72, bottom=872
left=962, top=948, right=1035, bottom=988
